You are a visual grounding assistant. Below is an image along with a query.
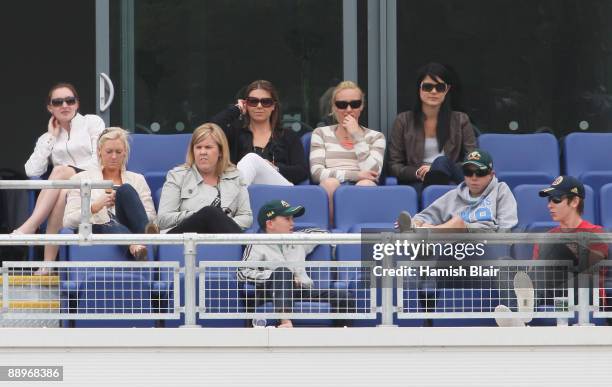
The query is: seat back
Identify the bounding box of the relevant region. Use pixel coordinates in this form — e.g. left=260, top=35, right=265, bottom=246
left=479, top=133, right=559, bottom=189
left=128, top=134, right=192, bottom=195
left=600, top=183, right=612, bottom=229
left=564, top=133, right=612, bottom=175
left=334, top=185, right=417, bottom=232
left=564, top=133, right=612, bottom=193
left=248, top=184, right=329, bottom=230
left=421, top=185, right=456, bottom=209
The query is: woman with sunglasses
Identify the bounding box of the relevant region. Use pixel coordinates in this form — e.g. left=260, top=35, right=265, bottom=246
left=389, top=62, right=477, bottom=191
left=310, top=80, right=386, bottom=224
left=157, top=123, right=252, bottom=233
left=63, top=128, right=157, bottom=263
left=16, top=83, right=105, bottom=266
left=210, top=80, right=308, bottom=186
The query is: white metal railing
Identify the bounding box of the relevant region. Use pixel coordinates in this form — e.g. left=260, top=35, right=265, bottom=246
left=1, top=180, right=609, bottom=326
left=0, top=231, right=609, bottom=327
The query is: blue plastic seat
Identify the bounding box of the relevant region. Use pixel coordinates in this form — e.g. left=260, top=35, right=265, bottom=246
left=600, top=183, right=612, bottom=229
left=421, top=184, right=456, bottom=210
left=479, top=133, right=560, bottom=190
left=564, top=133, right=612, bottom=194
left=333, top=185, right=418, bottom=232
left=248, top=184, right=329, bottom=231
left=127, top=134, right=192, bottom=196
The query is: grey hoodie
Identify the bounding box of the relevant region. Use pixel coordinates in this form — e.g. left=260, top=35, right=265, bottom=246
left=413, top=176, right=518, bottom=231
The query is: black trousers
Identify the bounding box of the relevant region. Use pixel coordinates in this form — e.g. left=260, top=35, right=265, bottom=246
left=167, top=206, right=242, bottom=234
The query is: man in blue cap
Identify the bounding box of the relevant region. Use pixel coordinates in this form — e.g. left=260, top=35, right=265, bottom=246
left=534, top=175, right=607, bottom=264
left=238, top=199, right=353, bottom=328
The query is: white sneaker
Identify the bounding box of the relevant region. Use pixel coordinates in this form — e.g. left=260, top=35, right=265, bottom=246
left=494, top=304, right=525, bottom=327
left=513, top=271, right=535, bottom=323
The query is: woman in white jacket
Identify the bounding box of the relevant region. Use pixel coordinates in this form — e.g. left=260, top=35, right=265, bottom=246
left=15, top=83, right=105, bottom=265
left=63, top=127, right=157, bottom=263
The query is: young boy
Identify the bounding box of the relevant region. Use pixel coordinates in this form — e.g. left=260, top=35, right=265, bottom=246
left=238, top=199, right=352, bottom=328
left=399, top=149, right=518, bottom=232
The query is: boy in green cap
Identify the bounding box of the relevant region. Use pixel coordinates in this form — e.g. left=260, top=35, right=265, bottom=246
left=238, top=199, right=353, bottom=328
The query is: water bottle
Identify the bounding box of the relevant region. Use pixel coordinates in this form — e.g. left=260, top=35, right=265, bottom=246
left=252, top=318, right=267, bottom=328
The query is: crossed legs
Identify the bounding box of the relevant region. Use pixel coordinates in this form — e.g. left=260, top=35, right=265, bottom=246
left=16, top=165, right=76, bottom=261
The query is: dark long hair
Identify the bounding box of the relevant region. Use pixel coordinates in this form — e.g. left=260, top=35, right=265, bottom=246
left=412, top=63, right=453, bottom=152
left=243, top=80, right=282, bottom=138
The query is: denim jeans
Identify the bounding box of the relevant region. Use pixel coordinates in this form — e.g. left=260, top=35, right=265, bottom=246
left=92, top=184, right=149, bottom=235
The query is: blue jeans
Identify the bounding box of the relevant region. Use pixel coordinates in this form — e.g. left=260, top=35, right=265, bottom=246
left=92, top=184, right=149, bottom=235
left=427, top=155, right=464, bottom=184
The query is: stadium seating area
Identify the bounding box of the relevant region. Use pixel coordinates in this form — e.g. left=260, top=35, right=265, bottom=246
left=27, top=132, right=612, bottom=327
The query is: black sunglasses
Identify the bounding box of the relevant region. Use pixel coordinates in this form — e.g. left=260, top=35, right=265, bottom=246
left=245, top=97, right=275, bottom=108
left=334, top=100, right=363, bottom=110
left=463, top=167, right=490, bottom=177
left=50, top=96, right=78, bottom=107
left=547, top=195, right=575, bottom=204
left=420, top=82, right=448, bottom=93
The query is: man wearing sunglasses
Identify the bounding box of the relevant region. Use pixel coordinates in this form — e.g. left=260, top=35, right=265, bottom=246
left=398, top=149, right=517, bottom=232
left=534, top=176, right=607, bottom=265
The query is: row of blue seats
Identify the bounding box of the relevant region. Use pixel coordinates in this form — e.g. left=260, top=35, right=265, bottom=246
left=152, top=183, right=612, bottom=233
left=127, top=132, right=612, bottom=195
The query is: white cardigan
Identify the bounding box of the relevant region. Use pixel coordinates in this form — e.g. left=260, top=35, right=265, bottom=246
left=24, top=113, right=105, bottom=177
left=63, top=169, right=156, bottom=229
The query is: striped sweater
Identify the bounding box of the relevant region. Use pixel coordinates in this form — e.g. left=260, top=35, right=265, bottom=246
left=309, top=125, right=386, bottom=183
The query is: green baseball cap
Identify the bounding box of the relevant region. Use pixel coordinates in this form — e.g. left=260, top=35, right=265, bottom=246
left=257, top=199, right=305, bottom=230
left=463, top=148, right=493, bottom=170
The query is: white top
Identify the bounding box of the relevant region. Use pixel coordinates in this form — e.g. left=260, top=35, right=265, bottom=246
left=423, top=137, right=444, bottom=164
left=63, top=169, right=156, bottom=229
left=24, top=113, right=106, bottom=177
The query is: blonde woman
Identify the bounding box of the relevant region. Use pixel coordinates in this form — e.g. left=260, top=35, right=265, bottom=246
left=157, top=123, right=252, bottom=233
left=309, top=81, right=386, bottom=223
left=63, top=128, right=157, bottom=263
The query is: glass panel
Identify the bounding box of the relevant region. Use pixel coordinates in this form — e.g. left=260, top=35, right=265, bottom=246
left=111, top=0, right=344, bottom=135
left=397, top=0, right=612, bottom=135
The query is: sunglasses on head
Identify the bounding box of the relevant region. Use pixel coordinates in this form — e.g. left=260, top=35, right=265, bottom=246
left=334, top=100, right=363, bottom=110
left=462, top=167, right=490, bottom=177
left=420, top=82, right=448, bottom=93
left=245, top=97, right=275, bottom=108
left=50, top=96, right=78, bottom=107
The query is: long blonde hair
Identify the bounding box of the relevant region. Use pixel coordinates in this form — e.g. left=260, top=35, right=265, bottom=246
left=185, top=123, right=234, bottom=176
left=97, top=127, right=130, bottom=170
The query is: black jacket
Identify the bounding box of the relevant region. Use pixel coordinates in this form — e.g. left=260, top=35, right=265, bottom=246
left=210, top=105, right=308, bottom=184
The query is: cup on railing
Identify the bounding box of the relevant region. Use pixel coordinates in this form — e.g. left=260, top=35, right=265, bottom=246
left=252, top=318, right=267, bottom=328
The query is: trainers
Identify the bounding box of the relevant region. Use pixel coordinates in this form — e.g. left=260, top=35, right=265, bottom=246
left=494, top=304, right=525, bottom=327
left=145, top=222, right=160, bottom=234
left=513, top=271, right=535, bottom=323
left=397, top=211, right=413, bottom=233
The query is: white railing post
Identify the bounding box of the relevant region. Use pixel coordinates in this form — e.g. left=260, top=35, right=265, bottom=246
left=181, top=234, right=199, bottom=328
left=575, top=233, right=594, bottom=326
left=78, top=180, right=93, bottom=239
left=379, top=232, right=397, bottom=327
